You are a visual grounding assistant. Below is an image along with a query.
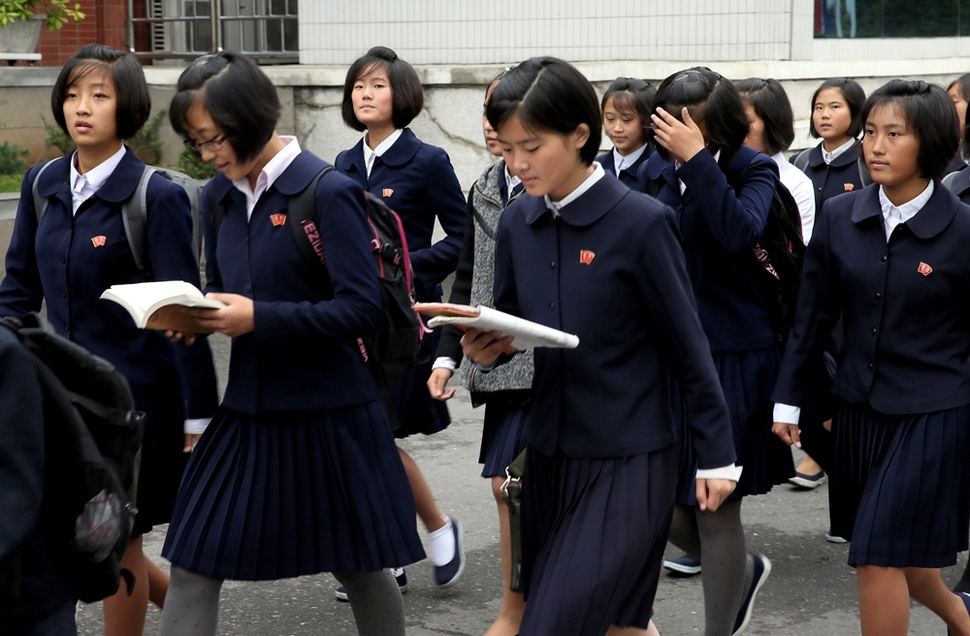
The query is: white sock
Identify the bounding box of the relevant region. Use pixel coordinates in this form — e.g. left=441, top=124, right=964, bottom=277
left=428, top=516, right=455, bottom=567
left=390, top=567, right=405, bottom=578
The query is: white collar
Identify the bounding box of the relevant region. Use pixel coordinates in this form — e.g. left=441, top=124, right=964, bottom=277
left=877, top=180, right=934, bottom=241
left=821, top=138, right=856, bottom=165
left=504, top=163, right=521, bottom=197
left=544, top=162, right=605, bottom=216
left=232, top=135, right=302, bottom=220
left=362, top=129, right=404, bottom=178
left=69, top=145, right=127, bottom=214
left=612, top=144, right=647, bottom=175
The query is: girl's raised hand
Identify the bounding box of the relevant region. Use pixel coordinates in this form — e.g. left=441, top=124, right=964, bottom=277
left=187, top=293, right=255, bottom=337
left=650, top=107, right=707, bottom=165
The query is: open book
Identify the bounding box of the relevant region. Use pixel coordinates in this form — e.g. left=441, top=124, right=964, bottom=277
left=100, top=281, right=225, bottom=333
left=415, top=302, right=579, bottom=351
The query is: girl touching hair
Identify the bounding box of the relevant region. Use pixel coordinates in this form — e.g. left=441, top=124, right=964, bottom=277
left=596, top=77, right=655, bottom=189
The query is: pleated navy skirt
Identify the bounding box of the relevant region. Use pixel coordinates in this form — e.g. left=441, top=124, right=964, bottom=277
left=479, top=398, right=529, bottom=478
left=131, top=400, right=188, bottom=537
left=161, top=401, right=426, bottom=581
left=676, top=347, right=794, bottom=506
left=389, top=326, right=451, bottom=438
left=831, top=401, right=970, bottom=568
left=519, top=444, right=678, bottom=634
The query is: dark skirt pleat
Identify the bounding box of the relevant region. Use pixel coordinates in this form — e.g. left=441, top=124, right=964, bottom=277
left=161, top=401, right=425, bottom=581
left=831, top=401, right=970, bottom=568
left=479, top=401, right=529, bottom=478
left=676, top=347, right=794, bottom=505
left=519, top=444, right=677, bottom=633
left=389, top=326, right=451, bottom=438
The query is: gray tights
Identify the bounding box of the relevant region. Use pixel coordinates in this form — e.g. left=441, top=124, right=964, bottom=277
left=158, top=566, right=405, bottom=636
left=667, top=501, right=754, bottom=636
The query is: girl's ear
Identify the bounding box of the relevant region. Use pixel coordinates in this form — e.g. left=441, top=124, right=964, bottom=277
left=572, top=123, right=591, bottom=149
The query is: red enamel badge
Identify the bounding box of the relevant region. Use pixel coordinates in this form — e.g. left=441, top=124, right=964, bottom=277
left=91, top=235, right=106, bottom=248
left=844, top=183, right=854, bottom=191
left=918, top=262, right=933, bottom=276
left=270, top=213, right=286, bottom=227
left=383, top=188, right=394, bottom=198
left=579, top=250, right=595, bottom=265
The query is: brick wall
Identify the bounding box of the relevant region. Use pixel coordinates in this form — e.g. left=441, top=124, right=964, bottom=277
left=33, top=0, right=129, bottom=67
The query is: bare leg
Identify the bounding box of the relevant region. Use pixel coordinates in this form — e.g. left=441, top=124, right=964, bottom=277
left=905, top=567, right=970, bottom=635
left=795, top=454, right=823, bottom=476
left=857, top=565, right=909, bottom=636
left=484, top=476, right=525, bottom=636
left=146, top=555, right=170, bottom=608
left=398, top=447, right=446, bottom=533
left=104, top=534, right=149, bottom=636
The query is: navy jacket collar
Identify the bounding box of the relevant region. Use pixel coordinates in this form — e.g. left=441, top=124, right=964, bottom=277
left=523, top=172, right=629, bottom=227
left=644, top=151, right=678, bottom=191
left=335, top=128, right=420, bottom=176
left=850, top=181, right=960, bottom=239
left=809, top=139, right=861, bottom=169
left=37, top=146, right=145, bottom=208
left=208, top=150, right=327, bottom=202
left=949, top=166, right=970, bottom=198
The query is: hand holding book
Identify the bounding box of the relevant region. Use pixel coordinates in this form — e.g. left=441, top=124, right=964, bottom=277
left=101, top=281, right=225, bottom=334
left=414, top=302, right=580, bottom=352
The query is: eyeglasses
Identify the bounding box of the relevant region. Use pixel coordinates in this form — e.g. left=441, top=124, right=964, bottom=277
left=184, top=134, right=227, bottom=154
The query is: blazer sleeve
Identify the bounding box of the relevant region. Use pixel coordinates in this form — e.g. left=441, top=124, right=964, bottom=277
left=676, top=150, right=778, bottom=254
left=410, top=147, right=467, bottom=296
left=772, top=199, right=844, bottom=406
left=0, top=168, right=46, bottom=319
left=438, top=190, right=477, bottom=364
left=145, top=176, right=219, bottom=419
left=634, top=200, right=737, bottom=469
left=0, top=332, right=44, bottom=580
left=254, top=176, right=383, bottom=347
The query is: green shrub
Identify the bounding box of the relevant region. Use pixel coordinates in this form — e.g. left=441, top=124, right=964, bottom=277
left=0, top=141, right=29, bottom=175
left=0, top=172, right=25, bottom=193
left=177, top=147, right=217, bottom=180
left=129, top=109, right=166, bottom=165
left=42, top=115, right=75, bottom=155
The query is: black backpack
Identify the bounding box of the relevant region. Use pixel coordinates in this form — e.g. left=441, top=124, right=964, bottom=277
left=790, top=145, right=873, bottom=189
left=32, top=161, right=203, bottom=278
left=0, top=313, right=144, bottom=604
left=211, top=166, right=426, bottom=386
left=642, top=164, right=806, bottom=347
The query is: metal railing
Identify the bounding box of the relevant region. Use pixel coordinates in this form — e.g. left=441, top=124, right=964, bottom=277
left=126, top=0, right=298, bottom=64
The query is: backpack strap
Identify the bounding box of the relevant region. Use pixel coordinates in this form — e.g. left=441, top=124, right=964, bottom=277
left=942, top=171, right=960, bottom=191
left=31, top=160, right=57, bottom=223
left=791, top=148, right=811, bottom=172
left=287, top=166, right=334, bottom=271
left=121, top=166, right=155, bottom=279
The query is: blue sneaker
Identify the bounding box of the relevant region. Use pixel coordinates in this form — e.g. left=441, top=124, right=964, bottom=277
left=789, top=470, right=827, bottom=489
left=434, top=518, right=465, bottom=588
left=732, top=554, right=771, bottom=635
left=662, top=553, right=702, bottom=575
left=334, top=568, right=408, bottom=602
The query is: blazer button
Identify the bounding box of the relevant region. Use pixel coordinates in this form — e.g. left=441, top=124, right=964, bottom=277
left=871, top=328, right=877, bottom=335
left=60, top=257, right=66, bottom=264
left=868, top=363, right=874, bottom=370
left=61, top=292, right=67, bottom=298
left=548, top=301, right=555, bottom=309
left=881, top=255, right=888, bottom=262
left=874, top=292, right=881, bottom=300
left=550, top=261, right=556, bottom=269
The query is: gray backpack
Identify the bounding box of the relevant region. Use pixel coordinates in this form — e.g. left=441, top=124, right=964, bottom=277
left=790, top=145, right=872, bottom=188
left=31, top=161, right=202, bottom=278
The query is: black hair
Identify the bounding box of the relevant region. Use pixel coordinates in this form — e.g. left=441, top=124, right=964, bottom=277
left=651, top=66, right=749, bottom=164
left=736, top=77, right=796, bottom=155
left=862, top=79, right=958, bottom=182
left=601, top=77, right=656, bottom=128
left=808, top=78, right=866, bottom=139
left=169, top=51, right=280, bottom=164
left=485, top=57, right=602, bottom=165
left=52, top=43, right=151, bottom=141
left=947, top=73, right=970, bottom=102
left=341, top=46, right=424, bottom=131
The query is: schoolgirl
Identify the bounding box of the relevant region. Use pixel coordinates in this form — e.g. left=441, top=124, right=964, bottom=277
left=638, top=66, right=793, bottom=636
left=0, top=44, right=218, bottom=636
left=428, top=69, right=528, bottom=636
left=335, top=45, right=467, bottom=592
left=790, top=78, right=869, bottom=211
left=772, top=79, right=970, bottom=636
left=945, top=103, right=970, bottom=211
left=157, top=51, right=424, bottom=636
left=463, top=56, right=737, bottom=636
left=945, top=73, right=970, bottom=175
left=595, top=77, right=655, bottom=189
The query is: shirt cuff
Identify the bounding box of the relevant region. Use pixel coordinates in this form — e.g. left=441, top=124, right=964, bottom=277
left=470, top=360, right=497, bottom=373
left=696, top=463, right=743, bottom=482
left=772, top=403, right=801, bottom=425
left=184, top=418, right=211, bottom=436
left=432, top=356, right=458, bottom=371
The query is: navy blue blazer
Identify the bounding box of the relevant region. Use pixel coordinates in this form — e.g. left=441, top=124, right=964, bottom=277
left=493, top=175, right=735, bottom=465
left=0, top=148, right=217, bottom=418
left=773, top=184, right=970, bottom=414
left=595, top=145, right=653, bottom=190
left=791, top=140, right=868, bottom=211
left=335, top=128, right=466, bottom=301
left=638, top=146, right=779, bottom=352
left=0, top=326, right=75, bottom=629
left=204, top=151, right=383, bottom=415
left=946, top=165, right=970, bottom=205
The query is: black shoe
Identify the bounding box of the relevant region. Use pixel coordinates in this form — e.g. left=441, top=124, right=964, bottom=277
left=732, top=554, right=771, bottom=636
left=662, top=553, right=702, bottom=576
left=433, top=518, right=465, bottom=588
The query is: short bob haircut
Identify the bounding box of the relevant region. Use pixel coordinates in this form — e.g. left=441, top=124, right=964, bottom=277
left=808, top=78, right=866, bottom=140
left=651, top=67, right=749, bottom=164
left=736, top=77, right=796, bottom=156
left=947, top=73, right=970, bottom=102
left=169, top=51, right=281, bottom=164
left=862, top=79, right=958, bottom=182
left=342, top=46, right=424, bottom=132
left=52, top=43, right=151, bottom=141
left=601, top=77, right=656, bottom=128
left=486, top=57, right=601, bottom=166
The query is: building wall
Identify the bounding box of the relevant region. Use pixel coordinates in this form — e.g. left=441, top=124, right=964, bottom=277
left=32, top=0, right=128, bottom=67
